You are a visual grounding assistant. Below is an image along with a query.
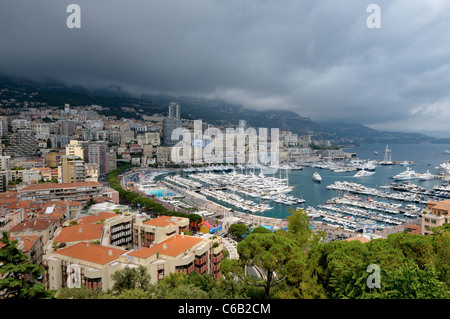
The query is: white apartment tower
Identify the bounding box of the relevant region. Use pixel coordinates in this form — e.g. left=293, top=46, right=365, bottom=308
left=66, top=140, right=84, bottom=160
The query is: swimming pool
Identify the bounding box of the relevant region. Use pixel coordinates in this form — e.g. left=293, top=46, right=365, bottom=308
left=147, top=189, right=177, bottom=197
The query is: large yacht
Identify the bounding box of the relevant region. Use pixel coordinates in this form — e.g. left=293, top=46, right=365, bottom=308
left=393, top=167, right=418, bottom=181
left=436, top=161, right=450, bottom=175
left=354, top=169, right=375, bottom=177
left=418, top=170, right=434, bottom=180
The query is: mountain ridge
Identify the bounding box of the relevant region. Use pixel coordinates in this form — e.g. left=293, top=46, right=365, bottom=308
left=1, top=76, right=449, bottom=145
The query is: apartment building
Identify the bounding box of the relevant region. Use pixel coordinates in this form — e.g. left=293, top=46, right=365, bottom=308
left=0, top=156, right=11, bottom=171
left=43, top=242, right=126, bottom=291
left=133, top=215, right=189, bottom=248
left=65, top=140, right=84, bottom=160
left=19, top=181, right=104, bottom=203
left=422, top=199, right=450, bottom=235
left=43, top=233, right=223, bottom=291
left=125, top=233, right=223, bottom=283
left=45, top=151, right=65, bottom=168
left=52, top=212, right=129, bottom=248
left=59, top=156, right=86, bottom=183
left=3, top=130, right=37, bottom=158
left=11, top=119, right=31, bottom=131
left=9, top=217, right=60, bottom=245
left=0, top=235, right=44, bottom=266
left=88, top=142, right=108, bottom=174
left=137, top=132, right=161, bottom=147
left=156, top=146, right=171, bottom=164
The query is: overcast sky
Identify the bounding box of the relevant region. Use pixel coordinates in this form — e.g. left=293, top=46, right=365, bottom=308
left=1, top=0, right=450, bottom=136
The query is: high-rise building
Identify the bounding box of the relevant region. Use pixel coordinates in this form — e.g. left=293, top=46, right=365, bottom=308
left=0, top=156, right=11, bottom=171
left=88, top=142, right=108, bottom=175
left=0, top=155, right=11, bottom=192
left=4, top=130, right=38, bottom=159
left=0, top=117, right=8, bottom=137
left=60, top=120, right=76, bottom=136
left=59, top=155, right=86, bottom=183
left=168, top=102, right=180, bottom=119
left=163, top=102, right=182, bottom=146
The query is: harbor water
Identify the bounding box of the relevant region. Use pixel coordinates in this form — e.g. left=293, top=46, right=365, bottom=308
left=265, top=143, right=450, bottom=219
left=176, top=143, right=450, bottom=220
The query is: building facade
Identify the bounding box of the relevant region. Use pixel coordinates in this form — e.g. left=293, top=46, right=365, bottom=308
left=422, top=199, right=450, bottom=235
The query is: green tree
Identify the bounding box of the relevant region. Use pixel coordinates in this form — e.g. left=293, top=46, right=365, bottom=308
left=110, top=265, right=151, bottom=295
left=57, top=286, right=104, bottom=299
left=0, top=232, right=54, bottom=299
left=221, top=233, right=301, bottom=299
left=251, top=226, right=272, bottom=234
left=380, top=261, right=450, bottom=299
left=284, top=208, right=325, bottom=248
left=227, top=223, right=250, bottom=241
left=148, top=272, right=188, bottom=299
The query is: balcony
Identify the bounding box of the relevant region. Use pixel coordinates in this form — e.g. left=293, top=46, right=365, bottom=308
left=195, top=264, right=208, bottom=274
left=212, top=264, right=221, bottom=272
left=176, top=263, right=194, bottom=275
left=212, top=254, right=223, bottom=264
left=194, top=255, right=208, bottom=266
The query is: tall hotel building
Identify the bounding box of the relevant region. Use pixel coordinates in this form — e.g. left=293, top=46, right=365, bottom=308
left=162, top=102, right=182, bottom=146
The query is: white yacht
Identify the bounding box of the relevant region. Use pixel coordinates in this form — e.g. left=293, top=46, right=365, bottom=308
left=405, top=204, right=421, bottom=212
left=356, top=161, right=377, bottom=172
left=435, top=161, right=450, bottom=175
left=418, top=170, right=434, bottom=180
left=312, top=172, right=322, bottom=182
left=393, top=167, right=418, bottom=181
left=354, top=169, right=375, bottom=177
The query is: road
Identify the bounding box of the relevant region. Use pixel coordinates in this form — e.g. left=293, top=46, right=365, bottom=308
left=221, top=237, right=239, bottom=260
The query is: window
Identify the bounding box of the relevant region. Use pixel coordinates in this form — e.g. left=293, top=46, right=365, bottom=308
left=431, top=220, right=437, bottom=224
left=425, top=218, right=430, bottom=223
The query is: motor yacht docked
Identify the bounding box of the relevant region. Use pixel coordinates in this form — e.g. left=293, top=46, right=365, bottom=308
left=393, top=167, right=419, bottom=181
left=354, top=169, right=375, bottom=177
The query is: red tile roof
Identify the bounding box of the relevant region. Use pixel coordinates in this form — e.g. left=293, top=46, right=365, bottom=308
left=54, top=242, right=125, bottom=265
left=9, top=218, right=58, bottom=232
left=20, top=181, right=102, bottom=191
left=143, top=215, right=185, bottom=227
left=54, top=223, right=104, bottom=243
left=128, top=235, right=203, bottom=259
left=72, top=212, right=117, bottom=225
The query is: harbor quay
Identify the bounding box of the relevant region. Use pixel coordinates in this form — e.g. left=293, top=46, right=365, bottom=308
left=163, top=180, right=289, bottom=230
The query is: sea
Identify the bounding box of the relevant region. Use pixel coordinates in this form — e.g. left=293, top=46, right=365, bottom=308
left=187, top=143, right=450, bottom=220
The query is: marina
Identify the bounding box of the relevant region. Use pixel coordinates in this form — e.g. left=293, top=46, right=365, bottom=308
left=128, top=143, right=450, bottom=234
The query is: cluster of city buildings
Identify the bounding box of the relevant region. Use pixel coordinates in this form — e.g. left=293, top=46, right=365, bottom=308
left=0, top=186, right=224, bottom=292
left=0, top=99, right=352, bottom=191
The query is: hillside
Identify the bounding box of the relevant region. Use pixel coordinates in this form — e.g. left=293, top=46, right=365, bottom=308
left=1, top=76, right=449, bottom=145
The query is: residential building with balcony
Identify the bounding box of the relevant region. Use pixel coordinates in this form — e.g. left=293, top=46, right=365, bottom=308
left=19, top=181, right=104, bottom=204
left=422, top=199, right=450, bottom=235
left=65, top=140, right=84, bottom=160
left=133, top=215, right=189, bottom=248
left=42, top=233, right=223, bottom=291
left=59, top=156, right=86, bottom=183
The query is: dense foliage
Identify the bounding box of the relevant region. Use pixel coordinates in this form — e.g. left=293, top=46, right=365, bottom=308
left=2, top=206, right=449, bottom=299
left=55, top=210, right=450, bottom=299
left=0, top=232, right=55, bottom=299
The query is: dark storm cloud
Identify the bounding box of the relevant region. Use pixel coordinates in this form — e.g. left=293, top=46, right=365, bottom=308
left=1, top=0, right=450, bottom=133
